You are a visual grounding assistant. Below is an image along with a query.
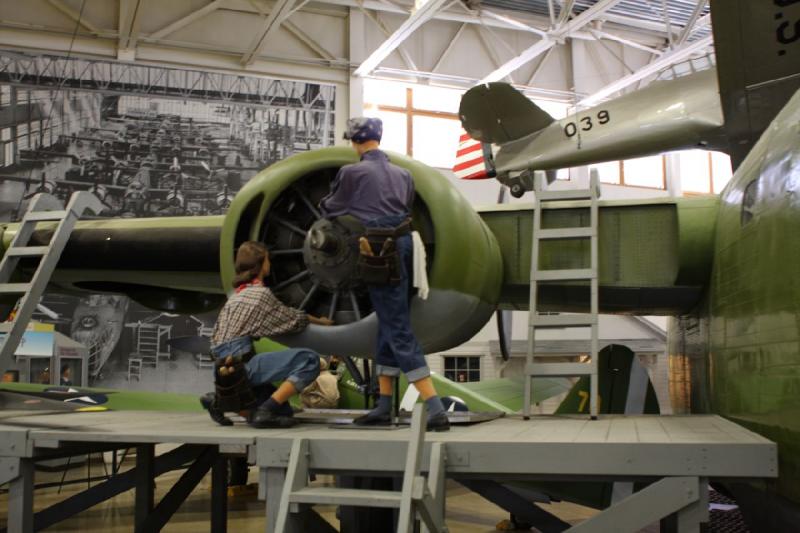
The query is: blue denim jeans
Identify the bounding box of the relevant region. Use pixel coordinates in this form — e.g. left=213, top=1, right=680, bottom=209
left=365, top=215, right=430, bottom=382
left=212, top=337, right=321, bottom=392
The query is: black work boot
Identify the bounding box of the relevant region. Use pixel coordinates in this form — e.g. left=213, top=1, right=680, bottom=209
left=200, top=392, right=233, bottom=426
left=353, top=410, right=392, bottom=426
left=249, top=405, right=297, bottom=429
left=426, top=412, right=450, bottom=432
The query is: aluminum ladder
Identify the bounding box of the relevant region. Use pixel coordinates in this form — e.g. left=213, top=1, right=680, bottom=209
left=523, top=170, right=601, bottom=420
left=273, top=403, right=448, bottom=533
left=0, top=192, right=104, bottom=373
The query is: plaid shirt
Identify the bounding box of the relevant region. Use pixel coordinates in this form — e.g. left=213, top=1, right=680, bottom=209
left=211, top=285, right=309, bottom=346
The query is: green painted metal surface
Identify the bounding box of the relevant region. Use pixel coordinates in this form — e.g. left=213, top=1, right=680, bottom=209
left=706, top=89, right=800, bottom=505
left=480, top=197, right=718, bottom=313
left=667, top=89, right=800, bottom=509
left=220, top=147, right=503, bottom=306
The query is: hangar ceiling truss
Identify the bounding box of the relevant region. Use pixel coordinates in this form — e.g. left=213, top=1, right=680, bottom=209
left=0, top=0, right=715, bottom=102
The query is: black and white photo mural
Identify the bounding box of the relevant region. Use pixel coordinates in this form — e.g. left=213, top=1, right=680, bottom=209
left=0, top=50, right=336, bottom=392
left=0, top=50, right=336, bottom=220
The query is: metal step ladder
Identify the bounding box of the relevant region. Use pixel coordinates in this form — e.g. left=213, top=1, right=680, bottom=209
left=274, top=403, right=448, bottom=533
left=0, top=193, right=103, bottom=373
left=523, top=171, right=601, bottom=420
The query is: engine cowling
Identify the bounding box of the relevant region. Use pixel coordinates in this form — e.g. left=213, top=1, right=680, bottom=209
left=220, top=147, right=503, bottom=357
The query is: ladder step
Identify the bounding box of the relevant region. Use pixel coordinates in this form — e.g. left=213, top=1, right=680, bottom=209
left=5, top=246, right=50, bottom=257
left=526, top=362, right=595, bottom=377
left=289, top=487, right=403, bottom=508
left=537, top=227, right=594, bottom=240
left=537, top=189, right=595, bottom=201
left=534, top=269, right=595, bottom=281
left=530, top=315, right=597, bottom=328
left=0, top=283, right=32, bottom=294
left=24, top=210, right=68, bottom=222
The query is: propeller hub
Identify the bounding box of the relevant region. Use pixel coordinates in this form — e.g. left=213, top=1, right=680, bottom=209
left=303, top=218, right=361, bottom=290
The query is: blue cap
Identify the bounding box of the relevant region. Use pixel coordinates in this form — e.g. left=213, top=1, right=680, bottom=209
left=343, top=117, right=383, bottom=143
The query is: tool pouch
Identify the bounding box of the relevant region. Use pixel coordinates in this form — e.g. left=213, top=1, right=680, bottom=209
left=358, top=237, right=401, bottom=286
left=357, top=219, right=411, bottom=286
left=214, top=356, right=257, bottom=413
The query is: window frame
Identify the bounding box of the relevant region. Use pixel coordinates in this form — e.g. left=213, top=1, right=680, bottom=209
left=443, top=355, right=481, bottom=383
left=365, top=86, right=461, bottom=159
left=681, top=150, right=733, bottom=196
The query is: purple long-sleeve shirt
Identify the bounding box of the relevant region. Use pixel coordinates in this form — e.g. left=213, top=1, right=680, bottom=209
left=319, top=150, right=414, bottom=222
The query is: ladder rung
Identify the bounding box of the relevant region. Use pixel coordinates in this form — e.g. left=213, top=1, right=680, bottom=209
left=526, top=362, right=595, bottom=377
left=534, top=269, right=595, bottom=281
left=289, top=487, right=403, bottom=508
left=537, top=227, right=593, bottom=240
left=530, top=315, right=597, bottom=328
left=24, top=210, right=68, bottom=222
left=0, top=283, right=32, bottom=293
left=537, top=189, right=594, bottom=201
left=5, top=246, right=49, bottom=257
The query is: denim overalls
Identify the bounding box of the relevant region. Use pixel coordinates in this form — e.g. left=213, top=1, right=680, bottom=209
left=211, top=336, right=320, bottom=396
left=365, top=214, right=430, bottom=382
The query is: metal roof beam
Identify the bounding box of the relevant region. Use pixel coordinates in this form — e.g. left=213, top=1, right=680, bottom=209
left=149, top=0, right=223, bottom=41
left=241, top=0, right=297, bottom=65
left=46, top=0, right=100, bottom=34
left=283, top=20, right=336, bottom=60
left=354, top=0, right=450, bottom=76
left=118, top=0, right=143, bottom=59
left=431, top=23, right=467, bottom=73
left=676, top=0, right=709, bottom=45
left=359, top=8, right=419, bottom=74
left=479, top=0, right=624, bottom=83
left=578, top=34, right=713, bottom=106
left=590, top=28, right=663, bottom=55
left=476, top=26, right=514, bottom=84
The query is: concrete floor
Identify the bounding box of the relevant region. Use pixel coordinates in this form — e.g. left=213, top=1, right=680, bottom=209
left=0, top=456, right=601, bottom=532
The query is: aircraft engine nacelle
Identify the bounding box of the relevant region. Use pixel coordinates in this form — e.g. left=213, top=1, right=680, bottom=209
left=220, top=147, right=504, bottom=357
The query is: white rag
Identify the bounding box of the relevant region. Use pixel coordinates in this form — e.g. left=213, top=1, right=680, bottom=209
left=411, top=231, right=429, bottom=300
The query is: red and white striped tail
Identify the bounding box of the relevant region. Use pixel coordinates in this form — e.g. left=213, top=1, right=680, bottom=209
left=453, top=131, right=490, bottom=180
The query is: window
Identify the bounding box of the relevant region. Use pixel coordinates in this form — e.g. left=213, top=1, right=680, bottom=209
left=589, top=156, right=666, bottom=189
left=711, top=152, right=733, bottom=193
left=17, top=124, right=29, bottom=151
left=0, top=85, right=9, bottom=107
left=412, top=115, right=461, bottom=169
left=444, top=356, right=481, bottom=383
left=370, top=109, right=406, bottom=154
left=1, top=128, right=13, bottom=166
left=590, top=160, right=621, bottom=185
left=363, top=80, right=463, bottom=168
left=679, top=149, right=711, bottom=194
left=678, top=150, right=734, bottom=195
left=623, top=155, right=666, bottom=189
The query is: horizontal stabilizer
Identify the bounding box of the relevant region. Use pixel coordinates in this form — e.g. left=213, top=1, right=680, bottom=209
left=459, top=82, right=555, bottom=144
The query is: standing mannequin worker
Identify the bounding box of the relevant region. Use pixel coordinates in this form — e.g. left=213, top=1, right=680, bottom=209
left=320, top=117, right=449, bottom=432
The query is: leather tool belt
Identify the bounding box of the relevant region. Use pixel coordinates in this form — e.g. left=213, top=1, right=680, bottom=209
left=357, top=219, right=411, bottom=286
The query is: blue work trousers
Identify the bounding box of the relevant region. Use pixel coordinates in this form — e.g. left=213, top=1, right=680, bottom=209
left=212, top=337, right=320, bottom=393
left=365, top=216, right=430, bottom=382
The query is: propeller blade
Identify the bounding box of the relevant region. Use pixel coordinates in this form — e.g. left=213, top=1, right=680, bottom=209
left=497, top=309, right=513, bottom=362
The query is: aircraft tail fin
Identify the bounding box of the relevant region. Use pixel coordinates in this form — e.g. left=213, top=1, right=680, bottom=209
left=711, top=0, right=800, bottom=167
left=458, top=82, right=555, bottom=144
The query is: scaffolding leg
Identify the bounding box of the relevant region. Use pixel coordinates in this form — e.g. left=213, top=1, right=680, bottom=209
left=134, top=445, right=154, bottom=533
left=264, top=467, right=287, bottom=533
left=7, top=459, right=34, bottom=533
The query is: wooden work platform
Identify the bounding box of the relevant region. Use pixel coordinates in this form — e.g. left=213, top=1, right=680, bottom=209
left=0, top=411, right=778, bottom=533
